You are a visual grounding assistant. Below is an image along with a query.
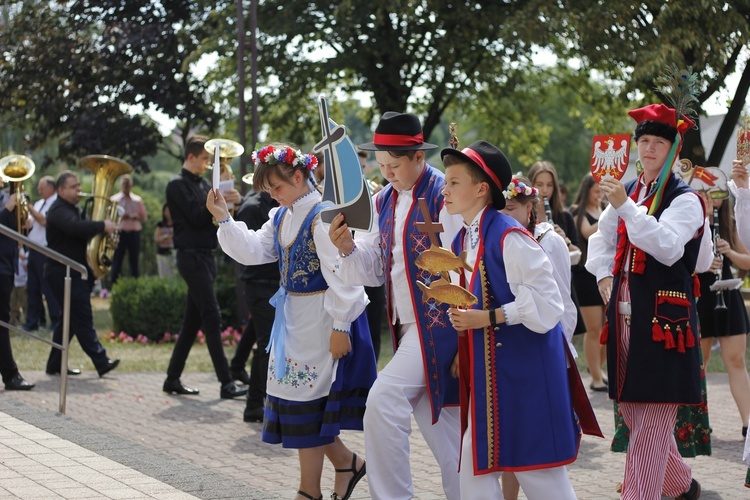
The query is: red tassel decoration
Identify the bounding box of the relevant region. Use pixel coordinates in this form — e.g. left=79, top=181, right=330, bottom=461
left=652, top=318, right=665, bottom=342
left=664, top=325, right=676, bottom=350
left=686, top=323, right=695, bottom=348
left=600, top=322, right=609, bottom=345
left=693, top=274, right=701, bottom=299
left=632, top=248, right=646, bottom=274
left=677, top=327, right=686, bottom=353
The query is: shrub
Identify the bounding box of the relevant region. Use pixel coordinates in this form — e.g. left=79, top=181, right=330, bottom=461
left=110, top=275, right=187, bottom=342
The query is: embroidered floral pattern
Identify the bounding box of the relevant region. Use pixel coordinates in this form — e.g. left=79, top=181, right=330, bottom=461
left=269, top=358, right=320, bottom=388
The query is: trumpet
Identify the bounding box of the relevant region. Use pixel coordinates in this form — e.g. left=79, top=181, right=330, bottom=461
left=205, top=139, right=244, bottom=216
left=0, top=154, right=35, bottom=235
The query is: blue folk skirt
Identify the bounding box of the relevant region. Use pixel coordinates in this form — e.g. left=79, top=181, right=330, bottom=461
left=262, top=312, right=377, bottom=448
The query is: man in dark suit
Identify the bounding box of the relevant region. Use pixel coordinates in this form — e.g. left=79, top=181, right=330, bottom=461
left=229, top=189, right=279, bottom=421
left=0, top=189, right=34, bottom=390
left=163, top=134, right=247, bottom=399
left=44, top=171, right=120, bottom=377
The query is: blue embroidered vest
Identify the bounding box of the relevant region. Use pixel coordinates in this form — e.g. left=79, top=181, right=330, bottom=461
left=607, top=173, right=702, bottom=404
left=376, top=165, right=459, bottom=422
left=273, top=204, right=328, bottom=294
left=453, top=209, right=579, bottom=472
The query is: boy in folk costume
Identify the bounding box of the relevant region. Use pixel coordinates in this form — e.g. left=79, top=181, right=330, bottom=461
left=443, top=141, right=599, bottom=500
left=586, top=103, right=710, bottom=500
left=328, top=112, right=463, bottom=499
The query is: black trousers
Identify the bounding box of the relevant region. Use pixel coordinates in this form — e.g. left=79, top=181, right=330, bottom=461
left=44, top=267, right=109, bottom=372
left=0, top=274, right=19, bottom=383
left=365, top=284, right=385, bottom=361
left=25, top=249, right=60, bottom=329
left=111, top=230, right=141, bottom=284
left=166, top=251, right=231, bottom=384
left=231, top=279, right=276, bottom=410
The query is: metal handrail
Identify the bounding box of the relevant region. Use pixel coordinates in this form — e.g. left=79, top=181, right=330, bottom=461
left=0, top=222, right=87, bottom=414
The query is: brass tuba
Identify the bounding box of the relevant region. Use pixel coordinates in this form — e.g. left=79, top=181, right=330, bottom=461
left=79, top=155, right=133, bottom=278
left=0, top=154, right=35, bottom=235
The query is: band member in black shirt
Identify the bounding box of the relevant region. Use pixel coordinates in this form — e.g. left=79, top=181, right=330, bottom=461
left=0, top=191, right=34, bottom=390
left=44, top=171, right=120, bottom=377
left=163, top=135, right=247, bottom=399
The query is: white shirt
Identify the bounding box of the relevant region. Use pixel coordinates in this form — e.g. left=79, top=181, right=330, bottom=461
left=586, top=180, right=713, bottom=282
left=217, top=189, right=368, bottom=401
left=456, top=207, right=564, bottom=334
left=335, top=186, right=462, bottom=326
left=535, top=222, right=577, bottom=354
left=732, top=182, right=750, bottom=250
left=27, top=194, right=57, bottom=246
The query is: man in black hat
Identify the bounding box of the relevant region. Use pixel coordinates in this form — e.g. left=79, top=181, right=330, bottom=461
left=329, top=112, right=462, bottom=499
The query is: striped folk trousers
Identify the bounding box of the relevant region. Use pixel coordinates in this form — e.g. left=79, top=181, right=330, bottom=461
left=618, top=279, right=692, bottom=500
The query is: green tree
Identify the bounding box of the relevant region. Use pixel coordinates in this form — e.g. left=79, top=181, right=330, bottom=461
left=0, top=0, right=218, bottom=171
left=553, top=0, right=750, bottom=167
left=217, top=0, right=552, bottom=145
left=463, top=64, right=630, bottom=187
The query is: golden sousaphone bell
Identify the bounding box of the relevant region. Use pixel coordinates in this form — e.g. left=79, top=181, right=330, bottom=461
left=0, top=154, right=35, bottom=235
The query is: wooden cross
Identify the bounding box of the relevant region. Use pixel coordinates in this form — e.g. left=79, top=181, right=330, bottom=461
left=415, top=198, right=443, bottom=247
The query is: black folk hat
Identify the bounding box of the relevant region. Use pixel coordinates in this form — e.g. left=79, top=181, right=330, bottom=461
left=358, top=111, right=438, bottom=151
left=441, top=140, right=513, bottom=209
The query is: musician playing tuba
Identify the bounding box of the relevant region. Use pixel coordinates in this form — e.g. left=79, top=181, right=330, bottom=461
left=44, top=170, right=120, bottom=377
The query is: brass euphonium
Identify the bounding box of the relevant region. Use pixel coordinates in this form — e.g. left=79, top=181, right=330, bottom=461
left=78, top=155, right=133, bottom=278
left=0, top=154, right=35, bottom=235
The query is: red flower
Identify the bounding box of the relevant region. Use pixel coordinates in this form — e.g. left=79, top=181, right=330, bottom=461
left=676, top=427, right=690, bottom=442
left=285, top=147, right=295, bottom=165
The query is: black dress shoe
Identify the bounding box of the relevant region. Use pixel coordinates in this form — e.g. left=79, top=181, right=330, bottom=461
left=46, top=368, right=82, bottom=376
left=243, top=406, right=264, bottom=422
left=163, top=379, right=199, bottom=395
left=677, top=478, right=701, bottom=500
left=231, top=368, right=251, bottom=385
left=220, top=382, right=248, bottom=399
left=96, top=359, right=120, bottom=377
left=5, top=374, right=35, bottom=391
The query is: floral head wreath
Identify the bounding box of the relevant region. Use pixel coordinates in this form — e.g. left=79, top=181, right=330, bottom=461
left=503, top=178, right=538, bottom=200
left=251, top=145, right=318, bottom=172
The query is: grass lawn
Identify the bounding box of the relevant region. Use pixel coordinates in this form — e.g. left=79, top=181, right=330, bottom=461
left=12, top=297, right=742, bottom=375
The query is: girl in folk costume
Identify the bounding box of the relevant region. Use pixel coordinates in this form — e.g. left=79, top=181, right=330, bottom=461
left=501, top=176, right=578, bottom=351
left=328, top=112, right=463, bottom=500
left=528, top=161, right=587, bottom=339
left=570, top=173, right=609, bottom=391
left=586, top=99, right=714, bottom=500
left=497, top=175, right=582, bottom=500
left=207, top=144, right=377, bottom=500
left=697, top=193, right=750, bottom=434
left=442, top=140, right=601, bottom=500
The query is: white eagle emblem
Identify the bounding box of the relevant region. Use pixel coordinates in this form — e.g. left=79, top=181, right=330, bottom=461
left=592, top=137, right=629, bottom=180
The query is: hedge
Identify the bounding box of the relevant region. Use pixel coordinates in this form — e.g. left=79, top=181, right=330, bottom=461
left=110, top=275, right=187, bottom=342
